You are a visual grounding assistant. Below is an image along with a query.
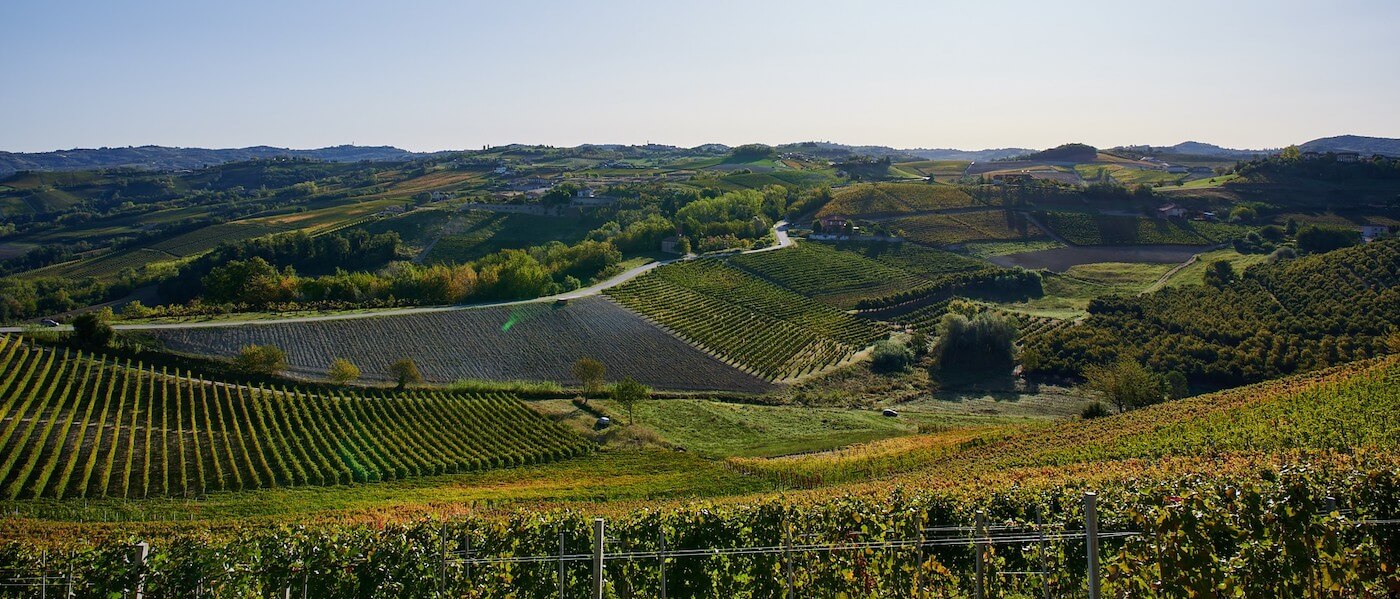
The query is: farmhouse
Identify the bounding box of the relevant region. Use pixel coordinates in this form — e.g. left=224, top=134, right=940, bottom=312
left=816, top=215, right=849, bottom=232
left=1165, top=165, right=1189, bottom=174
left=1156, top=203, right=1187, bottom=219
left=989, top=173, right=1033, bottom=184
left=660, top=236, right=683, bottom=254
left=1335, top=151, right=1360, bottom=163
left=570, top=188, right=618, bottom=207
left=1359, top=225, right=1388, bottom=241
left=429, top=191, right=452, bottom=201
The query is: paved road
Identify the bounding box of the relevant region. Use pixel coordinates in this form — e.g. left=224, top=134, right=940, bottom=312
left=2, top=221, right=796, bottom=333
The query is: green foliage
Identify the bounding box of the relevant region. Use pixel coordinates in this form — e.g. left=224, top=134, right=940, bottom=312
left=1083, top=358, right=1163, bottom=413
left=70, top=309, right=114, bottom=349
left=389, top=358, right=423, bottom=390
left=571, top=357, right=606, bottom=396
left=933, top=312, right=1018, bottom=369
left=1296, top=224, right=1361, bottom=254
left=1202, top=259, right=1236, bottom=288
left=327, top=358, right=361, bottom=384
left=610, top=377, right=649, bottom=424
left=870, top=339, right=914, bottom=372
left=234, top=344, right=286, bottom=375
left=1022, top=239, right=1400, bottom=386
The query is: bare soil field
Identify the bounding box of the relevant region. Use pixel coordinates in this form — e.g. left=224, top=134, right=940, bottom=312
left=988, top=244, right=1208, bottom=272
left=150, top=296, right=773, bottom=393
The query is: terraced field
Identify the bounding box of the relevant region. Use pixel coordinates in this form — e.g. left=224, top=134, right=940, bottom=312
left=888, top=209, right=1043, bottom=246
left=817, top=183, right=982, bottom=218
left=0, top=336, right=590, bottom=499
left=151, top=296, right=772, bottom=393
left=606, top=260, right=885, bottom=381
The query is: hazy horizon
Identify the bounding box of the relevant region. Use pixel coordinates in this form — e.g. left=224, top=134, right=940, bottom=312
left=3, top=0, right=1398, bottom=153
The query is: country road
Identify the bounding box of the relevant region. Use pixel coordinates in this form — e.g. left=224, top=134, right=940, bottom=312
left=1, top=220, right=794, bottom=333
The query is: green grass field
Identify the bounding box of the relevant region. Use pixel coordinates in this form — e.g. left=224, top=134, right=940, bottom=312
left=1153, top=247, right=1271, bottom=290
left=992, top=261, right=1179, bottom=316
left=424, top=210, right=594, bottom=264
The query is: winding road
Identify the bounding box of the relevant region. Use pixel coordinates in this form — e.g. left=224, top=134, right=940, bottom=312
left=2, top=220, right=794, bottom=333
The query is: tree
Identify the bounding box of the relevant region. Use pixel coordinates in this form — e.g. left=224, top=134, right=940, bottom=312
left=871, top=339, right=914, bottom=372
left=1280, top=145, right=1301, bottom=161
left=933, top=312, right=1018, bottom=369
left=389, top=358, right=423, bottom=391
left=1082, top=358, right=1162, bottom=413
left=908, top=330, right=931, bottom=358
left=235, top=345, right=286, bottom=375
left=327, top=358, right=361, bottom=384
left=611, top=377, right=649, bottom=425
left=1296, top=225, right=1360, bottom=254
left=1163, top=371, right=1190, bottom=400
left=1203, top=260, right=1236, bottom=288
left=571, top=358, right=606, bottom=398
left=71, top=309, right=114, bottom=349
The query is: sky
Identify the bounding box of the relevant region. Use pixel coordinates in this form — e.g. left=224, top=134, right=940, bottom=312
left=2, top=0, right=1398, bottom=153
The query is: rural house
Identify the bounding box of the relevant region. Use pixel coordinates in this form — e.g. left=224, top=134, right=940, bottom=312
left=1359, top=225, right=1388, bottom=240
left=1156, top=203, right=1187, bottom=219
left=816, top=215, right=850, bottom=233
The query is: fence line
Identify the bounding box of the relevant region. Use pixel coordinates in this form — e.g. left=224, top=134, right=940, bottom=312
left=5, top=492, right=1396, bottom=599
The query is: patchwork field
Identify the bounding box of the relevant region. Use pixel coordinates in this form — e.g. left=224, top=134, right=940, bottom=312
left=147, top=222, right=288, bottom=257
left=423, top=210, right=594, bottom=264
left=0, top=336, right=590, bottom=499
left=150, top=296, right=773, bottom=393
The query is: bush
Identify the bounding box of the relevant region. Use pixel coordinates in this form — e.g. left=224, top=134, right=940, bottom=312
left=327, top=358, right=361, bottom=384
left=389, top=358, right=423, bottom=390
left=1080, top=401, right=1110, bottom=419
left=871, top=339, right=914, bottom=372
left=71, top=309, right=115, bottom=349
left=1296, top=225, right=1360, bottom=254
left=934, top=312, right=1018, bottom=368
left=234, top=344, right=286, bottom=375
left=1082, top=358, right=1163, bottom=413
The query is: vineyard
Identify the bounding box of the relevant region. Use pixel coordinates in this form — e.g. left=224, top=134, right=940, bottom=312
left=0, top=335, right=590, bottom=499
left=20, top=248, right=177, bottom=281
left=1, top=359, right=1395, bottom=596
left=1036, top=211, right=1244, bottom=246
left=888, top=209, right=1044, bottom=246
left=817, top=183, right=983, bottom=218
left=147, top=222, right=288, bottom=257
left=605, top=260, right=886, bottom=381
left=151, top=296, right=773, bottom=393
left=729, top=242, right=927, bottom=308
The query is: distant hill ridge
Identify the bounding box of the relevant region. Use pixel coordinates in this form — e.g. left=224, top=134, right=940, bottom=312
left=1298, top=135, right=1400, bottom=157
left=0, top=145, right=429, bottom=177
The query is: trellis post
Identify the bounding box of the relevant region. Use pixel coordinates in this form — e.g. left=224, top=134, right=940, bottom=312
left=658, top=528, right=668, bottom=599
left=784, top=520, right=795, bottom=599
left=592, top=518, right=605, bottom=599
left=974, top=510, right=986, bottom=599
left=558, top=529, right=566, bottom=599
left=133, top=541, right=149, bottom=599
left=1085, top=492, right=1099, bottom=599
left=1037, top=506, right=1050, bottom=599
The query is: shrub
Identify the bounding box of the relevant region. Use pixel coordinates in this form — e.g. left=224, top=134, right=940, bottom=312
left=71, top=309, right=115, bottom=349
left=389, top=358, right=423, bottom=390
left=871, top=340, right=914, bottom=372
left=234, top=344, right=286, bottom=375
left=1080, top=401, right=1110, bottom=419
left=327, top=358, right=361, bottom=384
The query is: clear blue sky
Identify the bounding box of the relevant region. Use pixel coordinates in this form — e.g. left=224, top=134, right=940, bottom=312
left=2, top=0, right=1397, bottom=152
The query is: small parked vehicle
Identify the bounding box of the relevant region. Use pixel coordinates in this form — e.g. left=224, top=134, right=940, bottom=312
left=40, top=319, right=60, bottom=327
left=881, top=408, right=899, bottom=418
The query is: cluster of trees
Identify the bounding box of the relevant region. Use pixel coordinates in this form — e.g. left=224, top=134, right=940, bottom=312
left=1079, top=358, right=1188, bottom=418
left=1021, top=239, right=1399, bottom=387
left=160, top=230, right=401, bottom=302
left=854, top=268, right=1042, bottom=311
left=932, top=312, right=1019, bottom=369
